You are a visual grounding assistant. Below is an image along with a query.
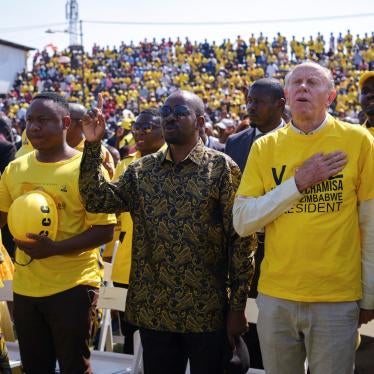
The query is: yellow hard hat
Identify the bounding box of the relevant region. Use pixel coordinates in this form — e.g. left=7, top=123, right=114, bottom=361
left=8, top=190, right=58, bottom=241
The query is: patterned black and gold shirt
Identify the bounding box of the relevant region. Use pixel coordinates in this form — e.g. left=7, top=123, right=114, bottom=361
left=80, top=139, right=255, bottom=333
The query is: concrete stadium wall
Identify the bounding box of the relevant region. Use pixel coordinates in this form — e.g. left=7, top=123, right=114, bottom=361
left=0, top=45, right=27, bottom=94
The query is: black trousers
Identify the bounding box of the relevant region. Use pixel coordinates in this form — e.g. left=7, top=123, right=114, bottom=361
left=243, top=236, right=264, bottom=369
left=112, top=282, right=138, bottom=354
left=139, top=328, right=226, bottom=374
left=13, top=285, right=98, bottom=374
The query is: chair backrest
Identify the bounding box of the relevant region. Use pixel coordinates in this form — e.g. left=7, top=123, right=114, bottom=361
left=102, top=262, right=113, bottom=284
left=97, top=286, right=127, bottom=312
left=244, top=298, right=259, bottom=324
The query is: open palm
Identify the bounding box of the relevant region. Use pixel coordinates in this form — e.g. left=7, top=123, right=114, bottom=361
left=81, top=93, right=106, bottom=142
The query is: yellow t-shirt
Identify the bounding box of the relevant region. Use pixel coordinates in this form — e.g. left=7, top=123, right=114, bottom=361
left=108, top=153, right=138, bottom=284
left=0, top=152, right=117, bottom=297
left=75, top=139, right=115, bottom=179
left=363, top=121, right=374, bottom=137
left=237, top=116, right=374, bottom=302
left=15, top=130, right=34, bottom=158
left=17, top=136, right=114, bottom=179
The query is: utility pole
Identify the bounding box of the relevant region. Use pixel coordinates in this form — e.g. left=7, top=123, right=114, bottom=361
left=65, top=0, right=86, bottom=103
left=79, top=19, right=86, bottom=104
left=65, top=0, right=79, bottom=47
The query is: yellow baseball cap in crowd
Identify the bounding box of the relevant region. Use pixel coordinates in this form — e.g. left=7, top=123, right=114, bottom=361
left=8, top=190, right=58, bottom=242
left=120, top=118, right=133, bottom=130
left=359, top=71, right=374, bottom=90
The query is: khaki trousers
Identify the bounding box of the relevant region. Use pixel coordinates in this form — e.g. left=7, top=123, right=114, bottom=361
left=256, top=293, right=359, bottom=374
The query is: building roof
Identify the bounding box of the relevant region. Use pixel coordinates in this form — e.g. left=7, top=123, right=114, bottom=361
left=0, top=39, right=35, bottom=51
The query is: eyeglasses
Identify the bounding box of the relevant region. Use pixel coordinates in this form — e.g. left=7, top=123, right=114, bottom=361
left=131, top=122, right=161, bottom=134
left=159, top=105, right=192, bottom=118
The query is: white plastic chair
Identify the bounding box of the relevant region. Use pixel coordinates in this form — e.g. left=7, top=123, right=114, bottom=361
left=96, top=241, right=145, bottom=374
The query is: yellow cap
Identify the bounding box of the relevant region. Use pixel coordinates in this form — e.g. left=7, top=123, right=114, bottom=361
left=359, top=71, right=374, bottom=90
left=120, top=118, right=132, bottom=130
left=8, top=190, right=58, bottom=242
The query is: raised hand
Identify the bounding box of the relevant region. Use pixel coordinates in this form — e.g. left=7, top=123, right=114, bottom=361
left=295, top=151, right=347, bottom=192
left=81, top=93, right=106, bottom=143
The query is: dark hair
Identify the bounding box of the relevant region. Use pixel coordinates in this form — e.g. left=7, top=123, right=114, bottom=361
left=250, top=78, right=285, bottom=100
left=0, top=116, right=14, bottom=143
left=68, top=103, right=87, bottom=120
left=139, top=108, right=161, bottom=125
left=32, top=92, right=69, bottom=113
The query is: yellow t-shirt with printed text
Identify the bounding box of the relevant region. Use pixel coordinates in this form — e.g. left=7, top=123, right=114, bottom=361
left=237, top=116, right=374, bottom=302
left=0, top=152, right=117, bottom=297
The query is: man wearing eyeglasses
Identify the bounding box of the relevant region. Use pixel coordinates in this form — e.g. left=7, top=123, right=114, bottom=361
left=103, top=108, right=166, bottom=354
left=79, top=91, right=256, bottom=374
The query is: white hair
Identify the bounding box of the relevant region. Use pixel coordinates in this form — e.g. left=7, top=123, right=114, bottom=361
left=285, top=61, right=335, bottom=90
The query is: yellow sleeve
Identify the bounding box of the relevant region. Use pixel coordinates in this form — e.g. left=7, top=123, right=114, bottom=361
left=112, top=156, right=134, bottom=182
left=357, top=133, right=374, bottom=201
left=85, top=211, right=117, bottom=227
left=0, top=166, right=12, bottom=213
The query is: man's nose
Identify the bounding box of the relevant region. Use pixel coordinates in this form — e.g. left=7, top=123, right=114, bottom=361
left=246, top=102, right=255, bottom=112
left=27, top=121, right=40, bottom=131
left=299, top=81, right=308, bottom=89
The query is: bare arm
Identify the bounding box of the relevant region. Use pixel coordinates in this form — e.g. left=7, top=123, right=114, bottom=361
left=15, top=224, right=115, bottom=260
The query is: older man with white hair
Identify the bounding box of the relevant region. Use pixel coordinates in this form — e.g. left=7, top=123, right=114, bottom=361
left=233, top=61, right=374, bottom=374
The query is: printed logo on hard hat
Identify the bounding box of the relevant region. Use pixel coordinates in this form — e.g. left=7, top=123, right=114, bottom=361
left=8, top=190, right=58, bottom=242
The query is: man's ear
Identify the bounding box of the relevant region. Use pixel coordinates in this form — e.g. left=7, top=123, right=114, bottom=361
left=196, top=115, right=205, bottom=131
left=62, top=115, right=71, bottom=130
left=327, top=89, right=337, bottom=106
left=278, top=97, right=286, bottom=110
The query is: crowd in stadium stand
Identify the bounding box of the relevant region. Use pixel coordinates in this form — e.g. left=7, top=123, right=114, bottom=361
left=0, top=30, right=373, bottom=154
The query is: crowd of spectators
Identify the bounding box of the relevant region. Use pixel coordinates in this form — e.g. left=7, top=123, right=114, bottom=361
left=0, top=30, right=373, bottom=153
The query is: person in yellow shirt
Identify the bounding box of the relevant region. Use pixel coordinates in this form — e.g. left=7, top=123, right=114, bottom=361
left=359, top=71, right=374, bottom=137
left=294, top=42, right=305, bottom=60
left=106, top=108, right=165, bottom=354
left=0, top=92, right=116, bottom=373
left=15, top=129, right=33, bottom=158
left=233, top=62, right=374, bottom=374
